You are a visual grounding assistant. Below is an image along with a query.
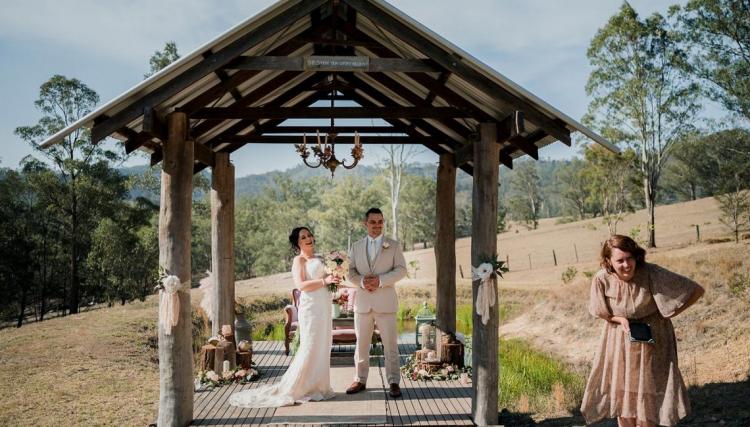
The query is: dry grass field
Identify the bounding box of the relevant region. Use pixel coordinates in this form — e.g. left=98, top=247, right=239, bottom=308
left=1, top=196, right=748, bottom=425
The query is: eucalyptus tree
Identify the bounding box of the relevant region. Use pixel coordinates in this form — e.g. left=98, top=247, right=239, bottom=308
left=15, top=75, right=121, bottom=314
left=672, top=0, right=750, bottom=121
left=585, top=3, right=701, bottom=247
left=507, top=159, right=543, bottom=229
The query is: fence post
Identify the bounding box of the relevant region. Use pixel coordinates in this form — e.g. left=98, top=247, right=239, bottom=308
left=553, top=249, right=557, bottom=266
left=695, top=224, right=700, bottom=242
left=506, top=254, right=510, bottom=271
left=528, top=254, right=532, bottom=270
left=574, top=244, right=579, bottom=263
left=459, top=264, right=464, bottom=278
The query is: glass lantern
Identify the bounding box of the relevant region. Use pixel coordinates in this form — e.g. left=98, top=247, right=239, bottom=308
left=414, top=302, right=436, bottom=349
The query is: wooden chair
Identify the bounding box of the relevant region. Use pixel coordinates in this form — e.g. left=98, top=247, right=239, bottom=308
left=283, top=289, right=301, bottom=355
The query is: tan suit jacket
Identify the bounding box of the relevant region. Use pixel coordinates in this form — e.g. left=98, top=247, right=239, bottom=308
left=348, top=236, right=407, bottom=314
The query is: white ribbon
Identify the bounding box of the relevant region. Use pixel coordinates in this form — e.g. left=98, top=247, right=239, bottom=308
left=159, top=275, right=190, bottom=335
left=472, top=263, right=496, bottom=325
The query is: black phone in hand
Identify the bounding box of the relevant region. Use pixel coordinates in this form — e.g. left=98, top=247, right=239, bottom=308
left=629, top=321, right=654, bottom=344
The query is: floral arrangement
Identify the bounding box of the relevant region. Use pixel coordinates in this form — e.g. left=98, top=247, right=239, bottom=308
left=400, top=355, right=472, bottom=381
left=324, top=251, right=349, bottom=292
left=332, top=291, right=349, bottom=306
left=195, top=364, right=260, bottom=391
left=473, top=254, right=510, bottom=279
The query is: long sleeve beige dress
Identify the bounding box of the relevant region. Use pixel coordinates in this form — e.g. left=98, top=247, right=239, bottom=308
left=580, top=262, right=700, bottom=426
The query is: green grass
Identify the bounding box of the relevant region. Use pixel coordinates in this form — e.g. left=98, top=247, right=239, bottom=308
left=251, top=322, right=286, bottom=341
left=453, top=304, right=584, bottom=414
left=498, top=339, right=585, bottom=413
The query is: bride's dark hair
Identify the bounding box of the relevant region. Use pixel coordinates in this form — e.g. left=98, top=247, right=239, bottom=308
left=289, top=226, right=312, bottom=255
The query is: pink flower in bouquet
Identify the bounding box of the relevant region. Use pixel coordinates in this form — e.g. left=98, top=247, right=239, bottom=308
left=206, top=371, right=219, bottom=382
left=235, top=369, right=247, bottom=378
left=324, top=251, right=349, bottom=292
left=222, top=370, right=234, bottom=380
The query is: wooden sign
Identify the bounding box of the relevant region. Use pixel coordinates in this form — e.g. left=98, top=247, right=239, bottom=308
left=305, top=55, right=369, bottom=71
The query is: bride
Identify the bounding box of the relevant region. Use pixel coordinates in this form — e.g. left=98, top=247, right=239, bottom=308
left=229, top=226, right=339, bottom=408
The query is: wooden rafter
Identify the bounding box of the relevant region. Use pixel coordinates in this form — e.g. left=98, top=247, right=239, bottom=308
left=187, top=106, right=469, bottom=120
left=343, top=0, right=571, bottom=146
left=226, top=55, right=437, bottom=72
left=91, top=0, right=328, bottom=145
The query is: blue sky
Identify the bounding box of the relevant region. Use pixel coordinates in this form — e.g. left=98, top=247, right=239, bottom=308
left=0, top=0, right=695, bottom=177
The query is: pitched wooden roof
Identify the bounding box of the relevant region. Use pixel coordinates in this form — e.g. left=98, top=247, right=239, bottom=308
left=40, top=0, right=615, bottom=174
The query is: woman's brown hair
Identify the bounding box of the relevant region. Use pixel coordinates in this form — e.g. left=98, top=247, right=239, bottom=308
left=600, top=234, right=646, bottom=273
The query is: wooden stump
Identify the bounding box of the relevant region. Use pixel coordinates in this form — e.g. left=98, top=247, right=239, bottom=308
left=414, top=348, right=431, bottom=362
left=441, top=343, right=465, bottom=368
left=199, top=345, right=216, bottom=372
left=199, top=344, right=226, bottom=373
left=236, top=351, right=253, bottom=370
left=222, top=333, right=236, bottom=351
left=218, top=340, right=236, bottom=370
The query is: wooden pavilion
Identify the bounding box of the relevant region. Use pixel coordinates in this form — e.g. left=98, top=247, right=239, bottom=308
left=40, top=0, right=614, bottom=425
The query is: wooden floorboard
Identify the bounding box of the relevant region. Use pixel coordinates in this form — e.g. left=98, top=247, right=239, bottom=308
left=190, top=340, right=475, bottom=426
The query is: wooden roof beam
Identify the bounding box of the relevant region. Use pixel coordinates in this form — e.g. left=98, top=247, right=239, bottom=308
left=226, top=55, right=438, bottom=73
left=91, top=0, right=327, bottom=144
left=261, top=126, right=402, bottom=134
left=343, top=0, right=572, bottom=147
left=345, top=72, right=473, bottom=139
left=213, top=135, right=428, bottom=144
left=187, top=106, right=469, bottom=120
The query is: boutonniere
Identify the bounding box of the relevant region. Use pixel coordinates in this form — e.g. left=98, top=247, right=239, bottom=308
left=382, top=242, right=391, bottom=249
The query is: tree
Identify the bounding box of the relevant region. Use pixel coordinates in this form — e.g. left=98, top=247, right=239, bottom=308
left=380, top=145, right=421, bottom=241
left=661, top=133, right=712, bottom=201
left=15, top=75, right=119, bottom=314
left=144, top=41, right=180, bottom=78
left=585, top=3, right=701, bottom=247
left=673, top=0, right=750, bottom=121
left=315, top=176, right=385, bottom=251
left=708, top=129, right=750, bottom=242
left=582, top=145, right=640, bottom=235
left=399, top=175, right=436, bottom=249
left=507, top=160, right=542, bottom=229
left=558, top=158, right=594, bottom=220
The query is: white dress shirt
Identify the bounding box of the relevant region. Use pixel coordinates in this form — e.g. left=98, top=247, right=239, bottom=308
left=363, top=234, right=384, bottom=288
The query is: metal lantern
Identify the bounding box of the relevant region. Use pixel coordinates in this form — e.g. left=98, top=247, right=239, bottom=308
left=414, top=302, right=436, bottom=349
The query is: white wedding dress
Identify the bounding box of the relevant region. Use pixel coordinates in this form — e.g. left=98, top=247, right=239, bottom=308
left=229, top=257, right=335, bottom=408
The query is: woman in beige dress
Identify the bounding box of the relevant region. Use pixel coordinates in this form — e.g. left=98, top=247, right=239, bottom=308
left=581, top=235, right=704, bottom=427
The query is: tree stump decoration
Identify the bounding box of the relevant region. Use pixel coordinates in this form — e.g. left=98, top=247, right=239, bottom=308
left=437, top=330, right=465, bottom=367
left=218, top=340, right=236, bottom=370
left=236, top=351, right=253, bottom=370
left=199, top=344, right=226, bottom=373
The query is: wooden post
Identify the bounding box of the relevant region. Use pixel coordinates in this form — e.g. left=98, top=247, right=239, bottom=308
left=695, top=224, right=700, bottom=242
left=435, top=153, right=457, bottom=336
left=471, top=122, right=499, bottom=426
left=505, top=254, right=509, bottom=271
left=158, top=112, right=194, bottom=426
left=574, top=244, right=579, bottom=262
left=553, top=249, right=557, bottom=266
left=211, top=152, right=235, bottom=338
left=528, top=254, right=532, bottom=270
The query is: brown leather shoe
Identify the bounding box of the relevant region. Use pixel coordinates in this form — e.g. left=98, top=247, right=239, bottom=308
left=346, top=381, right=366, bottom=394
left=389, top=383, right=402, bottom=398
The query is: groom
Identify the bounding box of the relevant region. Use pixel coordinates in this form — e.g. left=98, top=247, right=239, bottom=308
left=346, top=208, right=407, bottom=398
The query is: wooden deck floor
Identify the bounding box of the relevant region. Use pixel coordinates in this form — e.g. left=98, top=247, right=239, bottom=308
left=191, top=340, right=474, bottom=426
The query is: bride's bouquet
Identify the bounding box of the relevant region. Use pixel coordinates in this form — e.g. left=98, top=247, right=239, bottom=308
left=324, top=251, right=349, bottom=293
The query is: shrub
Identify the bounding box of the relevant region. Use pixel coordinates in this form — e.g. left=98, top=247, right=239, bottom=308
left=728, top=273, right=749, bottom=298
left=561, top=267, right=578, bottom=284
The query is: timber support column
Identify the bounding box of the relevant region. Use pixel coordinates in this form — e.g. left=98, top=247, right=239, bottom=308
left=211, top=152, right=235, bottom=339
left=471, top=122, right=500, bottom=426
left=158, top=112, right=194, bottom=426
left=435, top=153, right=457, bottom=335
